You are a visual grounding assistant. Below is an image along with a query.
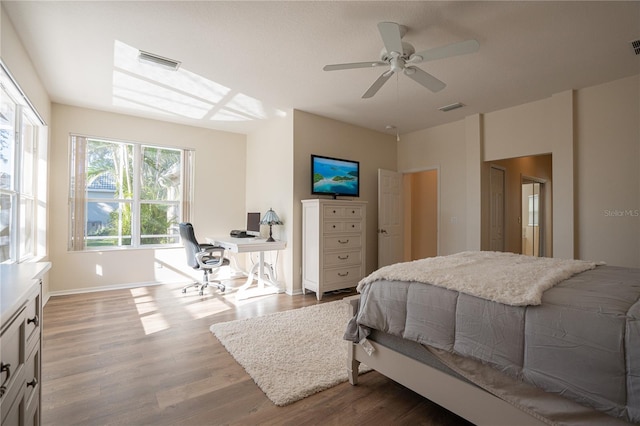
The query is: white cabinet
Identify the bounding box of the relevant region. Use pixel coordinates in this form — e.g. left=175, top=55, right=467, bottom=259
left=302, top=199, right=367, bottom=300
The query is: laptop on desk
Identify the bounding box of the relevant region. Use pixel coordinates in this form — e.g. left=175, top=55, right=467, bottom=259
left=229, top=212, right=261, bottom=238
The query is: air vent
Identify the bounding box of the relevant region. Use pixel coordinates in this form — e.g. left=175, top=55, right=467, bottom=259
left=438, top=102, right=465, bottom=112
left=138, top=50, right=181, bottom=70
left=631, top=40, right=640, bottom=56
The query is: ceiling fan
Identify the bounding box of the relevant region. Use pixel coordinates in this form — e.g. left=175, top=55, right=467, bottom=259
left=323, top=22, right=479, bottom=98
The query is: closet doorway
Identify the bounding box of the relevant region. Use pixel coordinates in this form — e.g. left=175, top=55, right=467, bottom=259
left=482, top=154, right=552, bottom=257
left=403, top=169, right=438, bottom=261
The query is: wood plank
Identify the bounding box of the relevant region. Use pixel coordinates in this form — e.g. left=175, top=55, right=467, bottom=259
left=42, top=281, right=471, bottom=425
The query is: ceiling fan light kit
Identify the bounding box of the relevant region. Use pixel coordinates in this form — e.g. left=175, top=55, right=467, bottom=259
left=323, top=21, right=479, bottom=99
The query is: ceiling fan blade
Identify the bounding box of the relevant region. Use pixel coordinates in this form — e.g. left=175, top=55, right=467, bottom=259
left=362, top=70, right=394, bottom=98
left=377, top=22, right=404, bottom=55
left=404, top=67, right=446, bottom=93
left=410, top=39, right=480, bottom=63
left=323, top=61, right=387, bottom=71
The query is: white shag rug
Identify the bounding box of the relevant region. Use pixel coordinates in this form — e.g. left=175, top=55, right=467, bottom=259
left=209, top=300, right=370, bottom=406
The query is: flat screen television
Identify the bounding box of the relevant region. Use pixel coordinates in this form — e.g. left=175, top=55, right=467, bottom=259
left=311, top=154, right=359, bottom=198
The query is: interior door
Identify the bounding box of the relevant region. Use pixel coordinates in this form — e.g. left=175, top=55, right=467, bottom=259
left=521, top=178, right=544, bottom=257
left=378, top=169, right=403, bottom=268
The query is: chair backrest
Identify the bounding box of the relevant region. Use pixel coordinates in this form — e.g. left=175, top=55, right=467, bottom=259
left=179, top=222, right=201, bottom=270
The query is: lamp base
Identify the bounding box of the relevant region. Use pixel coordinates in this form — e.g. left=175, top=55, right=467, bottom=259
left=266, top=225, right=275, bottom=242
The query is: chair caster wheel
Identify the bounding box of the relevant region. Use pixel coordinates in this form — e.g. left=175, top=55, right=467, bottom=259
left=219, top=285, right=226, bottom=292
left=199, top=291, right=204, bottom=296
left=181, top=288, right=187, bottom=294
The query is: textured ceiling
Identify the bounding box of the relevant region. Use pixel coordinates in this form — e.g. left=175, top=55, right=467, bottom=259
left=3, top=1, right=639, bottom=135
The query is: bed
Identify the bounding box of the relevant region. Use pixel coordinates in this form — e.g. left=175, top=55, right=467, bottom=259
left=343, top=251, right=640, bottom=425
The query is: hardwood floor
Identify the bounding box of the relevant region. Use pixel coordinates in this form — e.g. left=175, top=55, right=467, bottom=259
left=42, top=281, right=473, bottom=425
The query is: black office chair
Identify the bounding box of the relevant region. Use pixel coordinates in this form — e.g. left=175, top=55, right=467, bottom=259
left=179, top=222, right=230, bottom=295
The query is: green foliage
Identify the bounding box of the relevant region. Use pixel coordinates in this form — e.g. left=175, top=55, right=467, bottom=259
left=86, top=140, right=181, bottom=246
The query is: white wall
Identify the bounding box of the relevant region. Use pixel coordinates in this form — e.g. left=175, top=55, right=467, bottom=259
left=246, top=112, right=294, bottom=293
left=49, top=104, right=247, bottom=293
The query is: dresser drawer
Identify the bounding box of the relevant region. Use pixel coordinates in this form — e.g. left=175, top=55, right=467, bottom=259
left=0, top=309, right=26, bottom=422
left=323, top=205, right=364, bottom=219
left=324, top=265, right=363, bottom=285
left=23, top=345, right=39, bottom=411
left=324, top=235, right=362, bottom=250
left=323, top=220, right=362, bottom=234
left=324, top=250, right=362, bottom=267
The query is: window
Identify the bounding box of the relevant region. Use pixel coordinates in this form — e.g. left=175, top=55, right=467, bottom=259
left=69, top=135, right=193, bottom=250
left=1, top=61, right=46, bottom=264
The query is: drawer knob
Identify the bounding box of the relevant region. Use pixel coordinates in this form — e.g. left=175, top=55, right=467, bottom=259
left=338, top=255, right=349, bottom=260
left=338, top=272, right=349, bottom=277
left=28, top=315, right=39, bottom=327
left=27, top=378, right=38, bottom=388
left=338, top=239, right=349, bottom=244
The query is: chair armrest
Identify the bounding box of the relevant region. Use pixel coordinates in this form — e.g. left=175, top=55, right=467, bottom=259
left=195, top=246, right=226, bottom=268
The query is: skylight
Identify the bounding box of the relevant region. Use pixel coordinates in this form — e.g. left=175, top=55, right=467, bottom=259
left=113, top=40, right=285, bottom=123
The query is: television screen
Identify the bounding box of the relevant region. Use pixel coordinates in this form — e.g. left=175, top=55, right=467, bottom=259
left=311, top=154, right=359, bottom=198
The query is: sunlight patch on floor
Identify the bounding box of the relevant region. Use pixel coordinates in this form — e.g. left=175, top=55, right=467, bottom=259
left=183, top=296, right=231, bottom=319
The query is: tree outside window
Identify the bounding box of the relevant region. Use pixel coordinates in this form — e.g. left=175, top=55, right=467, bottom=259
left=70, top=136, right=191, bottom=250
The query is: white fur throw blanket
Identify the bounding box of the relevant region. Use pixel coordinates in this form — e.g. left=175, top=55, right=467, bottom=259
left=357, top=251, right=599, bottom=306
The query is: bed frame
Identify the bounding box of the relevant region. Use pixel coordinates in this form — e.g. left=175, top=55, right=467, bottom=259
left=344, top=296, right=547, bottom=426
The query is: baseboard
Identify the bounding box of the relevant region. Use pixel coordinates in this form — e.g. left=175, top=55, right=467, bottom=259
left=45, top=280, right=187, bottom=300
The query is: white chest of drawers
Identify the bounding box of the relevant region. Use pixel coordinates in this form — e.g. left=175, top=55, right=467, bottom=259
left=1, top=262, right=50, bottom=426
left=301, top=199, right=367, bottom=300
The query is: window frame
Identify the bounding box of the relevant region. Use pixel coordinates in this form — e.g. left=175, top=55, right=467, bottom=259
left=68, top=134, right=193, bottom=251
left=1, top=60, right=46, bottom=264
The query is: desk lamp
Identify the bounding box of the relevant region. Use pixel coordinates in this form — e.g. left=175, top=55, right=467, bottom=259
left=260, top=208, right=283, bottom=242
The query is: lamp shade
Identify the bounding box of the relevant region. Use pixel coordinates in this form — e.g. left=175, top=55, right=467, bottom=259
left=260, top=208, right=282, bottom=242
left=260, top=208, right=283, bottom=226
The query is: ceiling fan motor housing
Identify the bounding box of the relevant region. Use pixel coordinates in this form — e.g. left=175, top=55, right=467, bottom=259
left=380, top=41, right=415, bottom=62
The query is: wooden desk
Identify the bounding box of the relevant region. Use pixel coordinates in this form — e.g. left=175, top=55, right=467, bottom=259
left=207, top=237, right=286, bottom=300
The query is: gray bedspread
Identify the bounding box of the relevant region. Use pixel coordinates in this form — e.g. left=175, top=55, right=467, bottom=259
left=344, top=265, right=640, bottom=423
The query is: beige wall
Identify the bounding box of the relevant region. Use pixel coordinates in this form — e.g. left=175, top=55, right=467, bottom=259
left=400, top=75, right=640, bottom=267
left=484, top=91, right=574, bottom=259
left=292, top=110, right=396, bottom=293
left=48, top=104, right=247, bottom=293
left=2, top=5, right=52, bottom=295
left=575, top=75, right=640, bottom=266
left=1, top=8, right=51, bottom=124
left=398, top=120, right=467, bottom=255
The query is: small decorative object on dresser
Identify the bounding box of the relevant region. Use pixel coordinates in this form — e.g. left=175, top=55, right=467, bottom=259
left=301, top=199, right=366, bottom=300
